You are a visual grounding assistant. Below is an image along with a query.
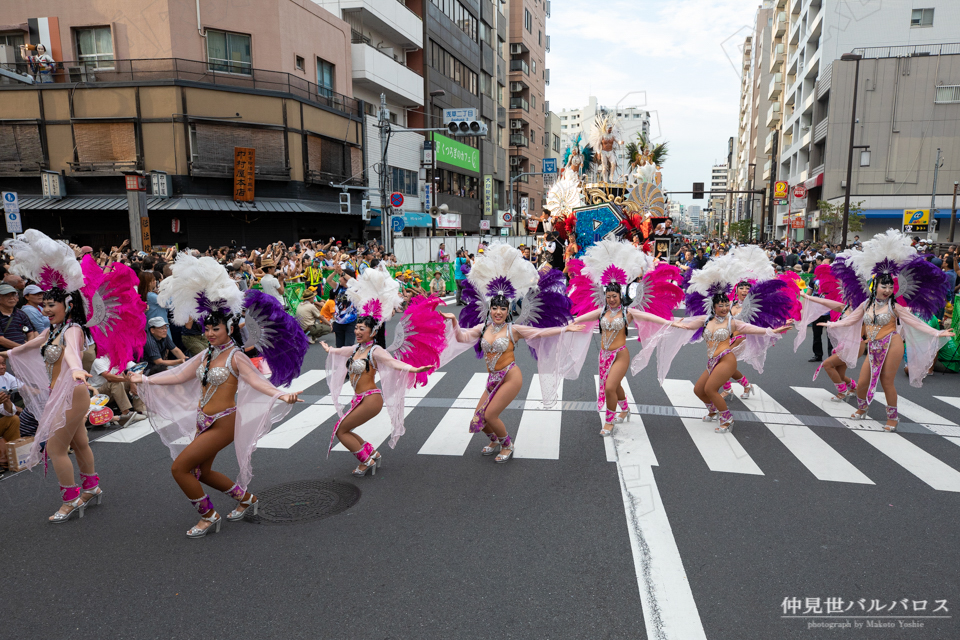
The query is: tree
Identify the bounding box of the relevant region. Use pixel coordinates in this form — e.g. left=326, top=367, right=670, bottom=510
left=817, top=199, right=865, bottom=244
left=729, top=219, right=753, bottom=242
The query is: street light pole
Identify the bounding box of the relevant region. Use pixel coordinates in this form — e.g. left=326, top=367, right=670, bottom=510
left=840, top=52, right=862, bottom=250
left=950, top=181, right=959, bottom=242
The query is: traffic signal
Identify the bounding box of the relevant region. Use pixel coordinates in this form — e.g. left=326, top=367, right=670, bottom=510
left=692, top=182, right=704, bottom=199
left=361, top=199, right=371, bottom=221
left=339, top=192, right=351, bottom=215
left=447, top=120, right=488, bottom=137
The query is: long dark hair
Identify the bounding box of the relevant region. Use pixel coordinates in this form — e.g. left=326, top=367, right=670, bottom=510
left=868, top=273, right=895, bottom=322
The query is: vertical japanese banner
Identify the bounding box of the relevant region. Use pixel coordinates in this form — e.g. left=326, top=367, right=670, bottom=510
left=140, top=214, right=152, bottom=253
left=234, top=147, right=255, bottom=202
left=483, top=175, right=493, bottom=217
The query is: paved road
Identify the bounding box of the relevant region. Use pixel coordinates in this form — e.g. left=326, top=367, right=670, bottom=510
left=3, top=300, right=959, bottom=639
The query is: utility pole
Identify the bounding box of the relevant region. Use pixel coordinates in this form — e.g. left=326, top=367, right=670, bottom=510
left=764, top=129, right=779, bottom=244
left=950, top=181, right=959, bottom=242
left=840, top=53, right=862, bottom=250
left=929, top=147, right=942, bottom=243
left=378, top=93, right=391, bottom=254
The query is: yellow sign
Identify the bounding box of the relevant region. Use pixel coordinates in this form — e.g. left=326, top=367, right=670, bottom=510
left=902, top=209, right=930, bottom=233
left=140, top=215, right=152, bottom=253
left=774, top=181, right=789, bottom=200
left=233, top=147, right=255, bottom=202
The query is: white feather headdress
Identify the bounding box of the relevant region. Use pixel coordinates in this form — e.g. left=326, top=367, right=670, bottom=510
left=466, top=243, right=539, bottom=302
left=158, top=253, right=243, bottom=326
left=581, top=239, right=652, bottom=286
left=687, top=254, right=741, bottom=296
left=347, top=268, right=403, bottom=325
left=849, top=229, right=916, bottom=281
left=729, top=245, right=775, bottom=283
left=3, top=229, right=84, bottom=291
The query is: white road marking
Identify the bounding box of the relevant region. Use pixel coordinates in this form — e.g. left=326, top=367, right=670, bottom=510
left=514, top=375, right=563, bottom=459
left=740, top=385, right=872, bottom=484
left=662, top=379, right=763, bottom=475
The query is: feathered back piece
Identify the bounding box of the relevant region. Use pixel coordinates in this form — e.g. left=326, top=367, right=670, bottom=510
left=460, top=243, right=539, bottom=329
left=849, top=229, right=949, bottom=319
left=3, top=229, right=84, bottom=292
left=515, top=268, right=574, bottom=360
left=347, top=268, right=403, bottom=326
left=775, top=272, right=804, bottom=322
left=814, top=263, right=844, bottom=321
left=387, top=295, right=446, bottom=387
left=568, top=239, right=652, bottom=316
left=684, top=255, right=738, bottom=316
left=158, top=253, right=243, bottom=326
left=81, top=256, right=146, bottom=366
left=631, top=263, right=684, bottom=320
left=242, top=290, right=308, bottom=388
left=830, top=251, right=869, bottom=310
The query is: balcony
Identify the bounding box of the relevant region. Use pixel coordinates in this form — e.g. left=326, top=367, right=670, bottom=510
left=545, top=35, right=551, bottom=52
left=813, top=117, right=828, bottom=143
left=510, top=134, right=529, bottom=147
left=763, top=160, right=772, bottom=181
left=0, top=57, right=362, bottom=117
left=510, top=80, right=528, bottom=92
left=545, top=68, right=550, bottom=85
left=766, top=102, right=781, bottom=127
left=328, top=0, right=422, bottom=48
left=775, top=11, right=787, bottom=36
left=546, top=0, right=551, bottom=17
left=769, top=43, right=785, bottom=73
left=764, top=131, right=774, bottom=154
left=509, top=97, right=529, bottom=111
left=510, top=59, right=529, bottom=75
left=768, top=72, right=783, bottom=99
left=351, top=42, right=424, bottom=106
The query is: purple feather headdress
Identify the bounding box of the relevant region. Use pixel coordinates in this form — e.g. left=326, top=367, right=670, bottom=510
left=242, top=289, right=308, bottom=388
left=515, top=268, right=574, bottom=360
left=830, top=254, right=868, bottom=309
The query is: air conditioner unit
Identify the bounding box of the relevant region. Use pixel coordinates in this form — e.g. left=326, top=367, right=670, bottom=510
left=510, top=120, right=524, bottom=130
left=510, top=157, right=522, bottom=166
left=510, top=82, right=525, bottom=92
left=67, top=66, right=89, bottom=83
left=510, top=44, right=523, bottom=55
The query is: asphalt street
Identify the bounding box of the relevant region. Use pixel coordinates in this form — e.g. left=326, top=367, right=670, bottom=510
left=3, top=300, right=959, bottom=640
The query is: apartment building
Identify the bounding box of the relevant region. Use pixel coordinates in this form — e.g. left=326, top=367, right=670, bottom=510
left=0, top=0, right=365, bottom=248
left=776, top=0, right=958, bottom=239
left=506, top=0, right=549, bottom=231
left=709, top=162, right=728, bottom=235
left=313, top=0, right=425, bottom=231
left=415, top=0, right=509, bottom=233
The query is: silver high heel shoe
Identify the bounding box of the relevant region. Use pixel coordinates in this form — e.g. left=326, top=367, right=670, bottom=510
left=49, top=498, right=85, bottom=523
left=481, top=441, right=501, bottom=456
left=495, top=444, right=515, bottom=463
left=352, top=452, right=380, bottom=477
left=702, top=413, right=718, bottom=422
left=600, top=423, right=614, bottom=437
left=186, top=512, right=222, bottom=538
left=614, top=411, right=631, bottom=424
left=227, top=495, right=258, bottom=522
left=81, top=486, right=104, bottom=508
left=740, top=385, right=755, bottom=399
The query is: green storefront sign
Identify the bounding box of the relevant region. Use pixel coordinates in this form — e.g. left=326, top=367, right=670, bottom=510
left=434, top=133, right=480, bottom=173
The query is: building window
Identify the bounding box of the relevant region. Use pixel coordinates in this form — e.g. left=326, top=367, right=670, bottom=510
left=431, top=0, right=478, bottom=42
left=295, top=55, right=304, bottom=71
left=75, top=27, right=114, bottom=69
left=538, top=30, right=541, bottom=45
left=553, top=134, right=560, bottom=152
left=910, top=8, right=934, bottom=26
left=317, top=57, right=335, bottom=98
left=0, top=32, right=26, bottom=64
left=430, top=42, right=478, bottom=95
left=524, top=9, right=532, bottom=32
left=206, top=29, right=251, bottom=75
left=391, top=166, right=419, bottom=196
left=532, top=59, right=536, bottom=74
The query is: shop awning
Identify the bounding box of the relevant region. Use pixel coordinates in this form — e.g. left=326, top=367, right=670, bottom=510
left=16, top=196, right=360, bottom=215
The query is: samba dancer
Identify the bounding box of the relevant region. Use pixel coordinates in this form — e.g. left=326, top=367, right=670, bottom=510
left=322, top=269, right=444, bottom=476
left=566, top=240, right=683, bottom=436
left=4, top=230, right=144, bottom=522
left=130, top=254, right=308, bottom=538
left=820, top=231, right=954, bottom=431
left=441, top=244, right=583, bottom=462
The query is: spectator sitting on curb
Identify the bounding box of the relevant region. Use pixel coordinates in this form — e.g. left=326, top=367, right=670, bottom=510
left=296, top=288, right=332, bottom=344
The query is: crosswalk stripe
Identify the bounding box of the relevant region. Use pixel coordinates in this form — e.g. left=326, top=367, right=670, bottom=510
left=790, top=387, right=886, bottom=431
left=284, top=369, right=326, bottom=391
left=662, top=379, right=763, bottom=475
left=257, top=404, right=340, bottom=449
left=850, top=431, right=960, bottom=492
left=872, top=391, right=960, bottom=438
left=418, top=409, right=477, bottom=456
left=332, top=374, right=445, bottom=452
left=514, top=375, right=563, bottom=460
left=934, top=396, right=960, bottom=412
left=793, top=386, right=960, bottom=492
left=739, top=385, right=873, bottom=484
left=96, top=420, right=157, bottom=443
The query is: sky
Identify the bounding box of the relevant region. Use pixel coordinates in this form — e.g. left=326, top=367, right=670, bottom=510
left=545, top=0, right=761, bottom=209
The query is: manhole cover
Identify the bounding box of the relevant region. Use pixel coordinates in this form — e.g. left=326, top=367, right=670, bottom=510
left=248, top=480, right=361, bottom=525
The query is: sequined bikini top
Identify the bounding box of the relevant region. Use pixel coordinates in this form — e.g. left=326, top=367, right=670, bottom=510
left=600, top=308, right=627, bottom=351
left=197, top=347, right=238, bottom=407
left=480, top=324, right=514, bottom=372
left=42, top=323, right=72, bottom=382
left=703, top=316, right=733, bottom=352
left=346, top=342, right=377, bottom=388
left=863, top=298, right=895, bottom=342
